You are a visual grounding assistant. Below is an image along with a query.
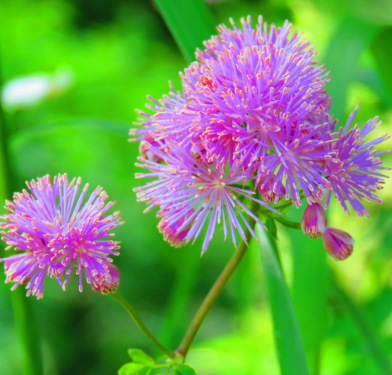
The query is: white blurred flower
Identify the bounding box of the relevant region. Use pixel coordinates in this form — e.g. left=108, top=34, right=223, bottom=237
left=1, top=70, right=73, bottom=110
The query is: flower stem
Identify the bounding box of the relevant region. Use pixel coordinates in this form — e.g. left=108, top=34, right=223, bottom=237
left=176, top=200, right=260, bottom=358
left=111, top=292, right=176, bottom=359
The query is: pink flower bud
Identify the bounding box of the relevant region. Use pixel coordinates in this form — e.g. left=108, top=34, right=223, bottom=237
left=191, top=142, right=208, bottom=164
left=258, top=176, right=285, bottom=204
left=139, top=133, right=163, bottom=163
left=301, top=203, right=327, bottom=238
left=93, top=263, right=120, bottom=295
left=322, top=228, right=354, bottom=261
left=158, top=209, right=195, bottom=248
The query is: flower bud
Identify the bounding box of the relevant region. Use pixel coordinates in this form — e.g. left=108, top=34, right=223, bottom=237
left=94, top=263, right=120, bottom=295
left=158, top=209, right=195, bottom=248
left=139, top=133, right=163, bottom=163
left=191, top=142, right=208, bottom=164
left=322, top=228, right=354, bottom=261
left=258, top=176, right=285, bottom=204
left=301, top=203, right=327, bottom=238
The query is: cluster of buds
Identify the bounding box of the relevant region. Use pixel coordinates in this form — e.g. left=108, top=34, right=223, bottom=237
left=301, top=203, right=354, bottom=260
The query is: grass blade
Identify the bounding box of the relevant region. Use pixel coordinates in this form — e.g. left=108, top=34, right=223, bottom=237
left=323, top=17, right=380, bottom=120
left=153, top=0, right=216, bottom=63
left=371, top=26, right=392, bottom=105
left=256, top=223, right=309, bottom=375
left=331, top=279, right=392, bottom=375
left=291, top=232, right=329, bottom=375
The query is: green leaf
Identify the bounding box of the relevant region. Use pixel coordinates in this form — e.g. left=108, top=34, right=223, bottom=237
left=371, top=26, right=392, bottom=105
left=128, top=349, right=155, bottom=366
left=323, top=17, right=380, bottom=120
left=264, top=219, right=282, bottom=270
left=331, top=279, right=392, bottom=375
left=256, top=224, right=309, bottom=375
left=291, top=230, right=329, bottom=375
left=118, top=363, right=154, bottom=375
left=153, top=0, right=216, bottom=63
left=174, top=364, right=197, bottom=375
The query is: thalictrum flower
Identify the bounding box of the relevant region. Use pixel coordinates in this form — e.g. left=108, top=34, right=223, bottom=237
left=0, top=174, right=123, bottom=298
left=130, top=15, right=390, bottom=257
left=322, top=228, right=354, bottom=260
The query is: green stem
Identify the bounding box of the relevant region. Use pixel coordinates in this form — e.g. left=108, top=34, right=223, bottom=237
left=0, top=58, right=43, bottom=375
left=176, top=200, right=259, bottom=358
left=111, top=293, right=176, bottom=359
left=260, top=193, right=306, bottom=213
left=265, top=213, right=300, bottom=229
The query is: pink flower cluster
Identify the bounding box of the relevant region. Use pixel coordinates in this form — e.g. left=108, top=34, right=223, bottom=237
left=0, top=174, right=122, bottom=299
left=131, top=16, right=390, bottom=257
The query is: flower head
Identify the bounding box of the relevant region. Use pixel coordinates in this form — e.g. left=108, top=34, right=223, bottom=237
left=0, top=174, right=123, bottom=298
left=130, top=15, right=390, bottom=256
left=132, top=16, right=333, bottom=206
left=322, top=228, right=354, bottom=260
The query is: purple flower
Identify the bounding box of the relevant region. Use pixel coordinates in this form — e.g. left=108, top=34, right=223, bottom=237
left=130, top=15, right=390, bottom=254
left=0, top=174, right=123, bottom=298
left=324, top=104, right=391, bottom=217
left=132, top=16, right=333, bottom=207
left=134, top=142, right=278, bottom=253
left=301, top=203, right=327, bottom=238
left=322, top=228, right=354, bottom=260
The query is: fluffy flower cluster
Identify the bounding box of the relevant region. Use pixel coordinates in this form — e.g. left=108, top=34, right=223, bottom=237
left=0, top=174, right=122, bottom=299
left=131, top=16, right=390, bottom=253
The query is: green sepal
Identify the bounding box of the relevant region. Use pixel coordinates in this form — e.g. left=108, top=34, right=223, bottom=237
left=128, top=349, right=155, bottom=366
left=174, top=363, right=197, bottom=375
left=118, top=363, right=154, bottom=375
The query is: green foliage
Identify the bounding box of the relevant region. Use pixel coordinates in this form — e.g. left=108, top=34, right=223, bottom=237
left=257, top=223, right=309, bottom=375
left=323, top=17, right=381, bottom=120
left=128, top=349, right=155, bottom=366
left=118, top=363, right=154, bottom=375
left=174, top=364, right=197, bottom=375
left=118, top=348, right=198, bottom=375
left=119, top=349, right=155, bottom=375
left=291, top=228, right=329, bottom=375
left=371, top=26, right=392, bottom=105
left=153, top=0, right=216, bottom=63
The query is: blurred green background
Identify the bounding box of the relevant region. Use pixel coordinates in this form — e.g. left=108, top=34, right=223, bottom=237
left=0, top=0, right=391, bottom=374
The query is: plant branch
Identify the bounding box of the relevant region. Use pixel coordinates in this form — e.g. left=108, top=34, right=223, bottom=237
left=111, top=293, right=176, bottom=359
left=176, top=199, right=260, bottom=358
